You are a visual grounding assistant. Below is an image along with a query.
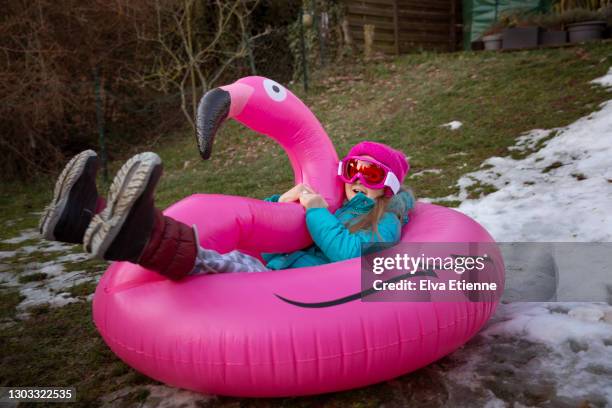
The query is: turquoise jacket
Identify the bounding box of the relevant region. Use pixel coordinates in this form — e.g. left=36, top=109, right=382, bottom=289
left=261, top=190, right=414, bottom=270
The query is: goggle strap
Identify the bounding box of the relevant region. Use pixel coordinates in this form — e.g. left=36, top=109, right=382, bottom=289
left=337, top=161, right=343, bottom=177
left=384, top=171, right=400, bottom=194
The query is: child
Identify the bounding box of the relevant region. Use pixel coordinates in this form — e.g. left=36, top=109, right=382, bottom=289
left=39, top=141, right=414, bottom=279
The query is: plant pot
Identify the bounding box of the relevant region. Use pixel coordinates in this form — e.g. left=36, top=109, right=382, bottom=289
left=502, top=26, right=541, bottom=50
left=540, top=30, right=568, bottom=46
left=567, top=21, right=607, bottom=43
left=482, top=34, right=503, bottom=50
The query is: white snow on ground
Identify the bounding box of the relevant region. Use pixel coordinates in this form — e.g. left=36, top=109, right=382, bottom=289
left=411, top=168, right=442, bottom=177
left=441, top=120, right=463, bottom=130
left=434, top=98, right=612, bottom=242
left=1, top=229, right=39, bottom=244
left=11, top=265, right=100, bottom=319
left=591, top=66, right=612, bottom=87
left=0, top=251, right=17, bottom=260
left=440, top=301, right=612, bottom=407
left=100, top=385, right=216, bottom=408
left=429, top=69, right=612, bottom=406
left=0, top=228, right=105, bottom=321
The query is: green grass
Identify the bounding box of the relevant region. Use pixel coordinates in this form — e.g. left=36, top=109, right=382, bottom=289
left=0, top=41, right=611, bottom=406
left=18, top=272, right=48, bottom=283
left=465, top=181, right=499, bottom=199
left=67, top=281, right=97, bottom=298
left=143, top=42, right=612, bottom=205
left=2, top=43, right=611, bottom=217
left=0, top=301, right=159, bottom=407
left=542, top=160, right=564, bottom=173
left=0, top=289, right=25, bottom=320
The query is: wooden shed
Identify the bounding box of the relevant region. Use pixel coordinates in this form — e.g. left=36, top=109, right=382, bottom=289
left=345, top=0, right=462, bottom=54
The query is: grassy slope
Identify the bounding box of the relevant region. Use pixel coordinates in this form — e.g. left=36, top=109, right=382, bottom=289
left=0, top=42, right=611, bottom=407
left=152, top=42, right=612, bottom=207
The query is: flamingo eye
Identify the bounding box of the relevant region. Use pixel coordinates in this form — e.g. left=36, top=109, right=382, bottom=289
left=263, top=79, right=287, bottom=102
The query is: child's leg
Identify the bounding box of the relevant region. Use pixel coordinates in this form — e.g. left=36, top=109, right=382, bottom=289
left=83, top=151, right=276, bottom=281
left=84, top=152, right=199, bottom=281
left=191, top=248, right=269, bottom=274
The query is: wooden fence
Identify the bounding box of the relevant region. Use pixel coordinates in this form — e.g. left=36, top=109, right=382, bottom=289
left=345, top=0, right=461, bottom=54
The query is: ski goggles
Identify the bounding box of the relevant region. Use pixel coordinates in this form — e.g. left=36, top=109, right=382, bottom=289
left=337, top=156, right=401, bottom=195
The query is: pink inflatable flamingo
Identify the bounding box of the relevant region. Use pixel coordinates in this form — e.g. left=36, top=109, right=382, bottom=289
left=93, top=76, right=504, bottom=397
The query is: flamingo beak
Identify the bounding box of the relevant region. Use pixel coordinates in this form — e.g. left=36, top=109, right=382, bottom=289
left=196, top=83, right=254, bottom=160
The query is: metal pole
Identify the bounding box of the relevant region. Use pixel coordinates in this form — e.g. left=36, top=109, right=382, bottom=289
left=494, top=0, right=499, bottom=22
left=314, top=1, right=326, bottom=67
left=299, top=7, right=309, bottom=92
left=93, top=67, right=109, bottom=182
left=450, top=0, right=457, bottom=52
left=393, top=0, right=400, bottom=55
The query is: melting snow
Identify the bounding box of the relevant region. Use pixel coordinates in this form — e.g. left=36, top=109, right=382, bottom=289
left=1, top=229, right=39, bottom=244
left=100, top=385, right=216, bottom=408
left=591, top=66, right=612, bottom=88
left=441, top=120, right=463, bottom=130
left=424, top=69, right=612, bottom=406
left=0, top=228, right=104, bottom=320
left=411, top=168, right=442, bottom=177
left=434, top=100, right=612, bottom=242
left=438, top=301, right=612, bottom=407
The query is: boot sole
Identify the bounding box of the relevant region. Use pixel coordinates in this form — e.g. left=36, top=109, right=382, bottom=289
left=83, top=152, right=161, bottom=259
left=39, top=150, right=98, bottom=241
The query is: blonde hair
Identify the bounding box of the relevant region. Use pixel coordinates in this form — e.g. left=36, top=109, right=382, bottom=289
left=347, top=187, right=415, bottom=237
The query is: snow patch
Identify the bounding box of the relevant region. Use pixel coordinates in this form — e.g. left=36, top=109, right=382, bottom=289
left=441, top=120, right=463, bottom=130
left=449, top=151, right=468, bottom=157
left=436, top=100, right=612, bottom=242
left=439, top=302, right=612, bottom=406
left=568, top=306, right=605, bottom=323
left=0, top=225, right=104, bottom=319
left=2, top=229, right=39, bottom=244
left=485, top=303, right=612, bottom=402
left=591, top=67, right=612, bottom=88
left=506, top=128, right=556, bottom=152
left=411, top=168, right=442, bottom=177
left=425, top=73, right=612, bottom=405
left=0, top=251, right=17, bottom=260
left=100, top=385, right=216, bottom=408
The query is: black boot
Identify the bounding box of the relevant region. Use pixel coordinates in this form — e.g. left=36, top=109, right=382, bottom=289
left=39, top=150, right=100, bottom=244
left=83, top=152, right=162, bottom=263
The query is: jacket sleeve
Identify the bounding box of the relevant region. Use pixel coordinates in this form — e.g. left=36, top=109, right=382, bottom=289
left=263, top=194, right=281, bottom=202
left=305, top=208, right=401, bottom=262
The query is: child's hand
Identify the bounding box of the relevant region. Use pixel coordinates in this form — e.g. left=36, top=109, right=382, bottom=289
left=278, top=183, right=309, bottom=203
left=299, top=186, right=329, bottom=209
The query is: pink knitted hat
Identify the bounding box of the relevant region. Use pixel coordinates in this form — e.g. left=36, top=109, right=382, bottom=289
left=347, top=141, right=410, bottom=185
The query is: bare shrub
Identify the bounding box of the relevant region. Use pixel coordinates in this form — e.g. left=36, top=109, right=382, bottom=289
left=0, top=0, right=266, bottom=179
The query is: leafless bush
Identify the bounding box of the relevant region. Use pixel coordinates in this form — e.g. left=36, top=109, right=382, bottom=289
left=0, top=0, right=263, bottom=179
left=135, top=0, right=267, bottom=132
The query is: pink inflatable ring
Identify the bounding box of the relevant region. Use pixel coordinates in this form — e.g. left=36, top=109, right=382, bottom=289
left=92, top=77, right=504, bottom=397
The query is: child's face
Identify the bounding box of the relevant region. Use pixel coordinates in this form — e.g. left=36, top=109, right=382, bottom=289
left=344, top=156, right=385, bottom=201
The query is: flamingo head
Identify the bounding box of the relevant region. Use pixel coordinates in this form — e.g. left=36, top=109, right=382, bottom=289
left=196, top=76, right=320, bottom=159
